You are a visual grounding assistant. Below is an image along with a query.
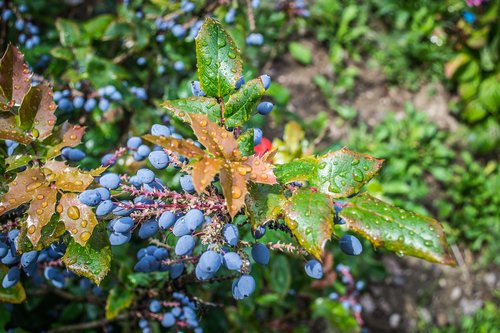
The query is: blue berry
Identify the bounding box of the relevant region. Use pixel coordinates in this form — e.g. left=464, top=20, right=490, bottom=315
left=137, top=168, right=155, bottom=184
left=138, top=219, right=159, bottom=239
left=260, top=74, right=271, bottom=90
left=172, top=217, right=190, bottom=237
left=112, top=201, right=134, bottom=216
left=2, top=267, right=20, bottom=289
left=173, top=61, right=184, bottom=72
left=83, top=98, right=97, bottom=112
left=253, top=225, right=266, bottom=239
left=137, top=145, right=151, bottom=158
left=109, top=231, right=131, bottom=245
left=73, top=96, right=85, bottom=108
left=253, top=128, right=263, bottom=145
left=149, top=299, right=162, bottom=313
left=175, top=235, right=195, bottom=256
left=185, top=209, right=204, bottom=231
left=251, top=243, right=269, bottom=265
left=232, top=275, right=255, bottom=299
left=257, top=101, right=274, bottom=115
left=0, top=242, right=8, bottom=258
left=339, top=235, right=363, bottom=256
left=171, top=24, right=186, bottom=38
left=95, top=187, right=110, bottom=201
left=161, top=313, right=175, bottom=327
left=225, top=8, right=236, bottom=24
left=159, top=211, right=176, bottom=229
left=62, top=148, right=86, bottom=161
left=190, top=81, right=205, bottom=96
left=98, top=98, right=110, bottom=111
left=246, top=33, right=264, bottom=46
left=235, top=76, right=245, bottom=89
left=304, top=259, right=323, bottom=279
left=180, top=175, right=195, bottom=193
left=151, top=124, right=171, bottom=137
left=99, top=173, right=121, bottom=189
left=96, top=200, right=115, bottom=216
left=148, top=150, right=170, bottom=170
left=195, top=264, right=214, bottom=281
left=170, top=263, right=184, bottom=279
left=113, top=217, right=134, bottom=233
left=58, top=98, right=73, bottom=113
left=223, top=252, right=242, bottom=271
left=222, top=224, right=239, bottom=247
left=137, top=57, right=146, bottom=66
left=197, top=250, right=221, bottom=273
left=127, top=137, right=142, bottom=150
left=79, top=189, right=101, bottom=206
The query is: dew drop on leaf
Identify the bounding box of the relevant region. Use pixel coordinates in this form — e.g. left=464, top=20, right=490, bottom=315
left=67, top=206, right=80, bottom=220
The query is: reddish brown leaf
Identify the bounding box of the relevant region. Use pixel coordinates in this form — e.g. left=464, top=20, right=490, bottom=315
left=46, top=122, right=85, bottom=158
left=243, top=154, right=277, bottom=185
left=44, top=160, right=94, bottom=192
left=18, top=84, right=57, bottom=140
left=0, top=114, right=32, bottom=144
left=143, top=134, right=204, bottom=159
left=25, top=186, right=57, bottom=246
left=0, top=168, right=46, bottom=215
left=191, top=155, right=222, bottom=193
left=58, top=193, right=98, bottom=246
left=189, top=114, right=238, bottom=159
left=0, top=45, right=31, bottom=105
left=220, top=162, right=249, bottom=218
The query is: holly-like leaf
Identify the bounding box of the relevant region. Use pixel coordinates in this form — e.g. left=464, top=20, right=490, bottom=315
left=219, top=163, right=249, bottom=217
left=275, top=148, right=383, bottom=198
left=195, top=17, right=242, bottom=98
left=283, top=188, right=334, bottom=260
left=46, top=122, right=85, bottom=158
left=0, top=114, right=32, bottom=144
left=237, top=129, right=254, bottom=156
left=0, top=45, right=31, bottom=105
left=244, top=153, right=277, bottom=185
left=340, top=193, right=456, bottom=265
left=224, top=78, right=266, bottom=127
left=5, top=154, right=33, bottom=172
left=162, top=97, right=221, bottom=124
left=142, top=135, right=204, bottom=159
left=44, top=160, right=94, bottom=192
left=105, top=286, right=135, bottom=320
left=0, top=264, right=26, bottom=304
left=18, top=84, right=57, bottom=140
left=16, top=217, right=66, bottom=253
left=58, top=193, right=98, bottom=246
left=25, top=186, right=57, bottom=246
left=189, top=113, right=238, bottom=159
left=62, top=224, right=111, bottom=285
left=245, top=183, right=284, bottom=230
left=191, top=155, right=222, bottom=193
left=0, top=168, right=46, bottom=215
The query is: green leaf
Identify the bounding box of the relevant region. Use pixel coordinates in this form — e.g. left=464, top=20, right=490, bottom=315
left=310, top=148, right=383, bottom=198
left=312, top=298, right=360, bottom=333
left=289, top=42, right=312, bottom=65
left=16, top=217, right=66, bottom=253
left=0, top=44, right=31, bottom=105
left=0, top=264, right=26, bottom=304
left=5, top=154, right=33, bottom=172
left=237, top=129, right=254, bottom=156
left=268, top=255, right=291, bottom=296
left=56, top=18, right=85, bottom=47
left=478, top=76, right=500, bottom=113
left=245, top=183, right=284, bottom=230
left=49, top=47, right=74, bottom=61
left=105, top=286, right=134, bottom=320
left=62, top=225, right=112, bottom=285
left=275, top=148, right=383, bottom=198
left=0, top=113, right=32, bottom=144
left=162, top=97, right=221, bottom=124
left=224, top=77, right=266, bottom=127
left=83, top=15, right=114, bottom=40
left=18, top=84, right=56, bottom=140
left=195, top=17, right=242, bottom=98
left=283, top=188, right=334, bottom=260
left=340, top=193, right=456, bottom=266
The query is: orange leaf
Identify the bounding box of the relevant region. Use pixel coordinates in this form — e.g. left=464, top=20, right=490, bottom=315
left=189, top=114, right=238, bottom=160
left=58, top=193, right=98, bottom=246
left=46, top=121, right=85, bottom=158
left=143, top=134, right=204, bottom=159
left=244, top=154, right=277, bottom=185
left=44, top=160, right=94, bottom=192
left=0, top=114, right=32, bottom=144
left=191, top=155, right=222, bottom=193
left=0, top=45, right=31, bottom=105
left=31, top=84, right=57, bottom=140
left=0, top=168, right=46, bottom=215
left=25, top=186, right=57, bottom=246
left=220, top=162, right=249, bottom=218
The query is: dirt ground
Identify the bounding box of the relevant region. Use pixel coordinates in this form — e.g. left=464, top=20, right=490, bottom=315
left=266, top=39, right=499, bottom=332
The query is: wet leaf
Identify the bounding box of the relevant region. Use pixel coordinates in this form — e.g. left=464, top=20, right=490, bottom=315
left=340, top=193, right=456, bottom=266
left=16, top=217, right=66, bottom=253
left=0, top=264, right=26, bottom=304
left=18, top=84, right=57, bottom=140
left=273, top=157, right=318, bottom=184
left=283, top=188, right=334, bottom=260
left=191, top=155, right=222, bottom=193
left=62, top=224, right=111, bottom=285
left=0, top=113, right=32, bottom=144
left=25, top=186, right=57, bottom=246
left=224, top=77, right=266, bottom=127
left=0, top=45, right=31, bottom=105
left=244, top=154, right=277, bottom=185
left=195, top=17, right=242, bottom=98
left=46, top=122, right=86, bottom=158
left=105, top=286, right=134, bottom=319
left=189, top=113, right=238, bottom=159
left=142, top=134, right=204, bottom=159
left=245, top=183, right=284, bottom=230
left=0, top=168, right=46, bottom=215
left=219, top=163, right=248, bottom=218
left=162, top=97, right=221, bottom=124
left=5, top=154, right=33, bottom=172
left=58, top=193, right=98, bottom=246
left=44, top=160, right=94, bottom=192
left=237, top=129, right=254, bottom=156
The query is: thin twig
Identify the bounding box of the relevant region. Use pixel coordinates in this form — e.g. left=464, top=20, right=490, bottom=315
left=47, top=313, right=129, bottom=333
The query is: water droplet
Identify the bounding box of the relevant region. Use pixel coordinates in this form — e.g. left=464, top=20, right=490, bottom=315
left=81, top=220, right=88, bottom=228
left=328, top=181, right=341, bottom=193
left=56, top=204, right=63, bottom=213
left=71, top=228, right=78, bottom=234
left=27, top=225, right=36, bottom=234
left=318, top=162, right=327, bottom=169
left=67, top=206, right=80, bottom=220
left=227, top=51, right=236, bottom=59
left=75, top=180, right=83, bottom=186
left=305, top=227, right=312, bottom=235
left=352, top=168, right=364, bottom=182
left=231, top=186, right=242, bottom=199
left=31, top=128, right=39, bottom=138
left=69, top=134, right=77, bottom=140
left=287, top=219, right=298, bottom=230
left=218, top=38, right=226, bottom=48
left=424, top=240, right=432, bottom=247
left=37, top=194, right=44, bottom=200
left=36, top=208, right=43, bottom=215
left=199, top=120, right=207, bottom=127
left=351, top=159, right=360, bottom=166
left=398, top=235, right=405, bottom=242
left=26, top=181, right=43, bottom=192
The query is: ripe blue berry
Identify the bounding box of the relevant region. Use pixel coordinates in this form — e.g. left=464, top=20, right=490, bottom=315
left=175, top=235, right=195, bottom=256
left=159, top=211, right=176, bottom=229
left=190, top=81, right=205, bottom=96
left=246, top=33, right=264, bottom=46
left=148, top=150, right=169, bottom=169
left=170, top=263, right=184, bottom=279
left=339, top=235, right=363, bottom=256
left=137, top=145, right=151, bottom=158
left=2, top=266, right=20, bottom=289
left=149, top=299, right=162, bottom=313
left=232, top=275, right=256, bottom=299
left=151, top=124, right=171, bottom=137
left=253, top=225, right=266, bottom=239
left=172, top=217, right=190, bottom=237
left=73, top=96, right=85, bottom=108
left=96, top=200, right=115, bottom=216
left=109, top=231, right=131, bottom=245
left=223, top=252, right=242, bottom=271
left=83, top=98, right=96, bottom=112
left=304, top=259, right=323, bottom=279
left=99, top=173, right=121, bottom=189
left=137, top=168, right=155, bottom=184
left=253, top=128, right=263, bottom=145
left=113, top=217, right=134, bottom=233
left=260, top=74, right=271, bottom=90
left=79, top=189, right=101, bottom=206
left=185, top=209, right=204, bottom=231
left=138, top=219, right=159, bottom=239
left=222, top=224, right=239, bottom=247
left=198, top=250, right=222, bottom=273
left=180, top=175, right=195, bottom=193
left=127, top=137, right=142, bottom=150
left=98, top=98, right=110, bottom=111
left=257, top=101, right=274, bottom=115
left=235, top=76, right=245, bottom=89
left=251, top=243, right=269, bottom=265
left=161, top=313, right=175, bottom=327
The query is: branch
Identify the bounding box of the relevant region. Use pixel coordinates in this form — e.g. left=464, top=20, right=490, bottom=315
left=47, top=313, right=129, bottom=333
